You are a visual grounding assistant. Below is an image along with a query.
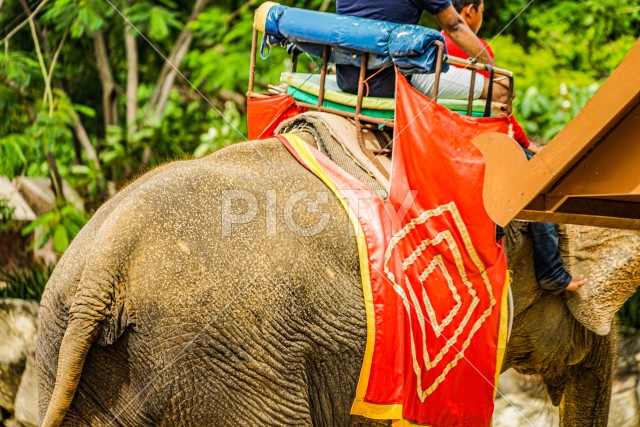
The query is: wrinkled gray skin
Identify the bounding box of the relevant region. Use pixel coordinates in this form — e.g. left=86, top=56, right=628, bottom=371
left=502, top=221, right=640, bottom=427
left=37, top=138, right=639, bottom=426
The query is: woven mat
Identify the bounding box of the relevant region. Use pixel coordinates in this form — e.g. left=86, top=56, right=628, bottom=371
left=276, top=112, right=392, bottom=199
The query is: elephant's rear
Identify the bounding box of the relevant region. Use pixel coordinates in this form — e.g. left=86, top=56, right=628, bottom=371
left=37, top=139, right=367, bottom=426
left=36, top=158, right=173, bottom=425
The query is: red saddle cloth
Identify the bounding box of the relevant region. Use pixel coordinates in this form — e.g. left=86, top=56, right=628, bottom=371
left=276, top=72, right=510, bottom=427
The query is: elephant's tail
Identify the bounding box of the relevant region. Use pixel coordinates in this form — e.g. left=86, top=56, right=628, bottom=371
left=41, top=309, right=101, bottom=427
left=41, top=265, right=125, bottom=427
left=40, top=158, right=155, bottom=427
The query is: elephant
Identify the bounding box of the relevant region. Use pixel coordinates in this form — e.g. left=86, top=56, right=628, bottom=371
left=36, top=135, right=640, bottom=426
left=500, top=220, right=640, bottom=426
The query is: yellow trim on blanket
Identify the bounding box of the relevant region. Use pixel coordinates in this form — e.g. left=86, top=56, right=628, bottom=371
left=351, top=401, right=403, bottom=420
left=494, top=271, right=512, bottom=396
left=281, top=133, right=507, bottom=425
left=279, top=134, right=381, bottom=412
left=393, top=419, right=434, bottom=427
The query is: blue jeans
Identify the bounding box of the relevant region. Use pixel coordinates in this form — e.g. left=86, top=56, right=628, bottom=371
left=529, top=222, right=572, bottom=293
left=523, top=148, right=572, bottom=293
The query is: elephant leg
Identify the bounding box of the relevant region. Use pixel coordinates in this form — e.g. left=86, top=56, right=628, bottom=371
left=559, top=331, right=615, bottom=427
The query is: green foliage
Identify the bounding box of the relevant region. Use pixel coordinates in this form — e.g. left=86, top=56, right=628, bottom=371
left=43, top=0, right=112, bottom=37
left=526, top=0, right=640, bottom=78
left=21, top=203, right=87, bottom=254
left=516, top=83, right=600, bottom=141
left=0, top=264, right=53, bottom=301
left=472, top=0, right=640, bottom=143
left=193, top=101, right=243, bottom=158
left=618, top=289, right=640, bottom=335
left=0, top=134, right=32, bottom=177
left=127, top=2, right=181, bottom=41
left=0, top=0, right=638, bottom=268
left=0, top=197, right=15, bottom=232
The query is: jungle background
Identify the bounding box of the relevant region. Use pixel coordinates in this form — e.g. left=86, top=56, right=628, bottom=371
left=0, top=0, right=639, bottom=328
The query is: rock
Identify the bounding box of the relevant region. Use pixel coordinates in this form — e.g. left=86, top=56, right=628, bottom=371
left=12, top=177, right=83, bottom=216
left=5, top=418, right=26, bottom=427
left=497, top=369, right=549, bottom=400
left=0, top=354, right=23, bottom=412
left=0, top=177, right=37, bottom=270
left=496, top=369, right=522, bottom=396
left=612, top=375, right=637, bottom=394
left=495, top=369, right=640, bottom=426
left=493, top=392, right=558, bottom=427
left=0, top=300, right=38, bottom=415
left=11, top=177, right=85, bottom=266
left=14, top=355, right=38, bottom=427
left=609, top=379, right=640, bottom=427
left=494, top=370, right=559, bottom=426
left=0, top=178, right=36, bottom=222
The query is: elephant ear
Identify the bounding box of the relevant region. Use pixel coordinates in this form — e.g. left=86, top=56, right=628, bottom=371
left=562, top=225, right=640, bottom=336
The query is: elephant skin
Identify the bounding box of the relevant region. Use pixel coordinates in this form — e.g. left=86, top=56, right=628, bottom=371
left=501, top=221, right=640, bottom=427
left=37, top=138, right=638, bottom=426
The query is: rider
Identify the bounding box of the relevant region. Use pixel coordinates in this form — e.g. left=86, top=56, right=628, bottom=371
left=441, top=0, right=588, bottom=293
left=444, top=0, right=535, bottom=153
left=335, top=0, right=510, bottom=103
left=337, top=0, right=586, bottom=293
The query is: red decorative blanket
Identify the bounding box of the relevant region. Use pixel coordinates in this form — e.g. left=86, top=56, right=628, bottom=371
left=276, top=72, right=510, bottom=427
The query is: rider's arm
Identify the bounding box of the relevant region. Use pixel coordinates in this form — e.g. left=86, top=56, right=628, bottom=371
left=434, top=6, right=495, bottom=66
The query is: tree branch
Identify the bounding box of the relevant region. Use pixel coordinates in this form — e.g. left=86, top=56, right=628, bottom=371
left=19, top=0, right=52, bottom=61
left=43, top=28, right=68, bottom=106
left=319, top=0, right=331, bottom=12
left=71, top=114, right=101, bottom=171
left=25, top=5, right=54, bottom=115
left=46, top=151, right=65, bottom=203
left=1, top=0, right=50, bottom=45
left=125, top=25, right=138, bottom=133
left=93, top=31, right=119, bottom=130
left=147, top=0, right=210, bottom=119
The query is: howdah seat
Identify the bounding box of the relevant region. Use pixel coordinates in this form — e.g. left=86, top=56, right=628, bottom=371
left=247, top=2, right=515, bottom=139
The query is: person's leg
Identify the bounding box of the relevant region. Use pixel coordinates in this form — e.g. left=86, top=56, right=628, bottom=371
left=410, top=67, right=484, bottom=100
left=529, top=222, right=572, bottom=293
left=523, top=148, right=586, bottom=292
left=411, top=67, right=509, bottom=103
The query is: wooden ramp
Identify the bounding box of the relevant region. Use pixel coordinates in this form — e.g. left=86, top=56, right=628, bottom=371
left=473, top=38, right=640, bottom=230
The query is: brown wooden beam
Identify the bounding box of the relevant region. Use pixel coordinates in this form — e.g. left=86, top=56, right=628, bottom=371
left=518, top=196, right=640, bottom=230
left=548, top=101, right=640, bottom=203
left=516, top=210, right=640, bottom=230
left=473, top=39, right=640, bottom=227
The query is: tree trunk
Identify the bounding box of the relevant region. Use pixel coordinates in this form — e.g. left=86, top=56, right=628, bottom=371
left=93, top=32, right=119, bottom=130
left=125, top=18, right=138, bottom=133
left=146, top=0, right=210, bottom=119
left=72, top=116, right=100, bottom=171
left=46, top=151, right=66, bottom=203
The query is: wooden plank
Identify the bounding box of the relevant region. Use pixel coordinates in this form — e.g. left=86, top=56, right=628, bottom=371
left=473, top=39, right=640, bottom=226
left=517, top=196, right=640, bottom=230
left=516, top=210, right=640, bottom=231
left=536, top=39, right=640, bottom=181
left=473, top=132, right=553, bottom=226
left=548, top=102, right=640, bottom=200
